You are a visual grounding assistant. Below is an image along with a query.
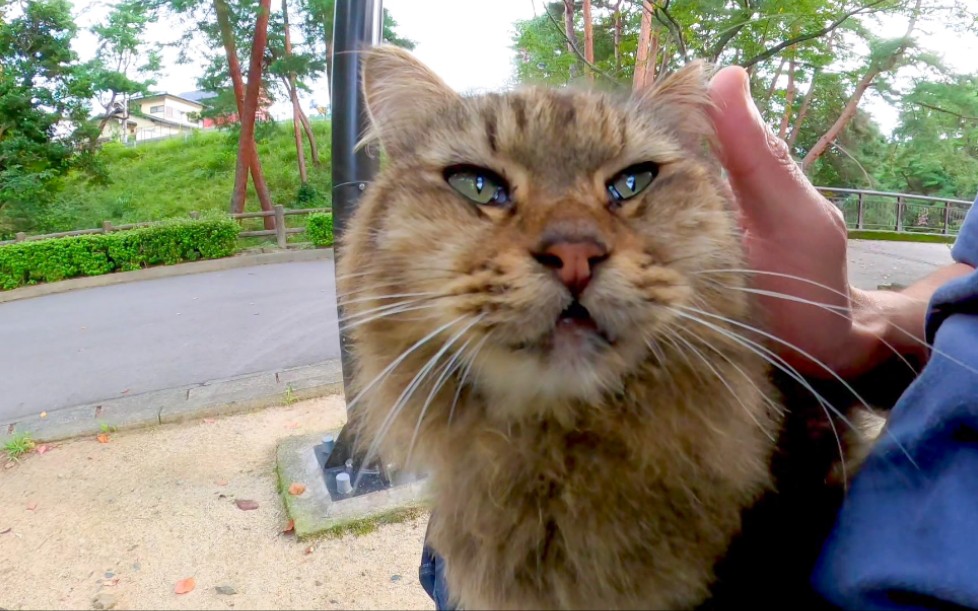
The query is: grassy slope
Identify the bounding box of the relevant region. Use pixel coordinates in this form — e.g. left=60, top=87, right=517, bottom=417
left=45, top=119, right=332, bottom=232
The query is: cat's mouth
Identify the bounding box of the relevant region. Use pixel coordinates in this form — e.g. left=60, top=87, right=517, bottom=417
left=555, top=300, right=614, bottom=343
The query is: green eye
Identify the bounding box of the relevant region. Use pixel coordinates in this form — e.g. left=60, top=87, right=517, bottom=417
left=444, top=165, right=511, bottom=207
left=607, top=162, right=659, bottom=204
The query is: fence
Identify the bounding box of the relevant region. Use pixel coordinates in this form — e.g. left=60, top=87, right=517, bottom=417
left=816, top=187, right=973, bottom=236
left=2, top=188, right=975, bottom=246
left=0, top=205, right=331, bottom=248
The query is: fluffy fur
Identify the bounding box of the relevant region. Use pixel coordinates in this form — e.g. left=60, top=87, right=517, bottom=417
left=337, top=46, right=876, bottom=610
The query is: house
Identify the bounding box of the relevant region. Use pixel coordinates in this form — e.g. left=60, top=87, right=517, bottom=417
left=178, top=89, right=273, bottom=129
left=99, top=93, right=204, bottom=143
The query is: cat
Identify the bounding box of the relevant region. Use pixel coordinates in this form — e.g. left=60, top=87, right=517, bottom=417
left=336, top=46, right=898, bottom=610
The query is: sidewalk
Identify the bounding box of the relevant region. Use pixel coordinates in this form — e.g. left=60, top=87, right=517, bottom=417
left=0, top=395, right=433, bottom=610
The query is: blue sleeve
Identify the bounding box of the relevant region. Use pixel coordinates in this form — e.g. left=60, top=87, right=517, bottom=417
left=811, top=196, right=978, bottom=610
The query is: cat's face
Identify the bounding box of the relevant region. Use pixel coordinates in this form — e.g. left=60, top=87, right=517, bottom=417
left=339, top=47, right=750, bottom=412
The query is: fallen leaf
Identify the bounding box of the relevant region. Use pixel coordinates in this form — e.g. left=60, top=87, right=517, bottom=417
left=288, top=482, right=306, bottom=496
left=26, top=501, right=37, bottom=511
left=214, top=479, right=228, bottom=487
left=39, top=411, right=48, bottom=419
left=284, top=421, right=300, bottom=430
left=174, top=577, right=195, bottom=594
left=202, top=418, right=216, bottom=425
left=3, top=461, right=14, bottom=470
left=120, top=389, right=130, bottom=395
left=1, top=527, right=11, bottom=534
left=234, top=499, right=259, bottom=511
left=35, top=444, right=50, bottom=455
left=102, top=578, right=119, bottom=587
left=281, top=519, right=295, bottom=534
left=304, top=545, right=314, bottom=555
left=96, top=433, right=110, bottom=444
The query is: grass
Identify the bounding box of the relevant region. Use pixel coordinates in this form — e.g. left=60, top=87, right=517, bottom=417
left=39, top=119, right=333, bottom=234
left=317, top=505, right=427, bottom=540
left=4, top=432, right=36, bottom=460
left=848, top=229, right=957, bottom=244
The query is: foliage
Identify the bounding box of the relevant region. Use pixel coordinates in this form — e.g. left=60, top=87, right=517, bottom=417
left=33, top=119, right=332, bottom=233
left=0, top=0, right=101, bottom=234
left=305, top=213, right=333, bottom=247
left=0, top=216, right=238, bottom=290
left=4, top=432, right=36, bottom=459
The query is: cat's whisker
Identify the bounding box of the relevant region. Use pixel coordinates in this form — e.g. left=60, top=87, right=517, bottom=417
left=339, top=296, right=438, bottom=321
left=450, top=332, right=493, bottom=426
left=668, top=308, right=853, bottom=487
left=339, top=291, right=446, bottom=306
left=668, top=331, right=777, bottom=443
left=717, top=284, right=918, bottom=376
left=357, top=315, right=486, bottom=487
left=697, top=267, right=978, bottom=380
left=405, top=337, right=474, bottom=469
left=338, top=304, right=441, bottom=332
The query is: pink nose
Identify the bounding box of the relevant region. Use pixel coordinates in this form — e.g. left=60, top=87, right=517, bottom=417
left=533, top=240, right=609, bottom=295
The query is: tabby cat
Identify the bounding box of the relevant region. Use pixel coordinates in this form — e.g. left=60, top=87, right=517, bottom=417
left=336, top=46, right=893, bottom=610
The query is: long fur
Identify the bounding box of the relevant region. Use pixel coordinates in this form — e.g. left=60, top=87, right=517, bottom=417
left=337, top=46, right=880, bottom=610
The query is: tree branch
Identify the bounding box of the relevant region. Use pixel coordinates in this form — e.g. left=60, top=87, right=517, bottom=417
left=741, top=0, right=891, bottom=69
left=543, top=5, right=620, bottom=84
left=913, top=101, right=978, bottom=121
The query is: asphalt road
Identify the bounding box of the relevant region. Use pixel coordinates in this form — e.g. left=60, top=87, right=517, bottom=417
left=0, top=261, right=339, bottom=422
left=0, top=240, right=956, bottom=423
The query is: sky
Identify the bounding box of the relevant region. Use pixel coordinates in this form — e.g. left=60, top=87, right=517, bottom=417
left=66, top=0, right=978, bottom=133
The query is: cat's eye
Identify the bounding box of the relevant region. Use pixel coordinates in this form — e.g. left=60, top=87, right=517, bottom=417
left=444, top=165, right=511, bottom=207
left=606, top=162, right=659, bottom=204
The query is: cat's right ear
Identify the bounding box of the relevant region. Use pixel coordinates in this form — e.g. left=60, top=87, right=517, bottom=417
left=360, top=45, right=460, bottom=156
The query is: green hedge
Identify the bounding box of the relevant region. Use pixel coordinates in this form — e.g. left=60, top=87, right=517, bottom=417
left=306, top=213, right=334, bottom=247
left=0, top=217, right=239, bottom=290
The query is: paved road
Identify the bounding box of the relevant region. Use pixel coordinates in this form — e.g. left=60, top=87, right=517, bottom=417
left=0, top=240, right=956, bottom=423
left=0, top=261, right=339, bottom=422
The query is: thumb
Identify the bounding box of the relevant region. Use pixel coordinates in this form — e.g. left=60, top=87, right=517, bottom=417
left=707, top=65, right=826, bottom=229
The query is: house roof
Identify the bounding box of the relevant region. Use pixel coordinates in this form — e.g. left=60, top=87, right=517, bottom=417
left=177, top=90, right=218, bottom=104
left=131, top=92, right=204, bottom=108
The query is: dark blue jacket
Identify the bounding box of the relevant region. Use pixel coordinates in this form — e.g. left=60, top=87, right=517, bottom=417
left=811, top=198, right=978, bottom=610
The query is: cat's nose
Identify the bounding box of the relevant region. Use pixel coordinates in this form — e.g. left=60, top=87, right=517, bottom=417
left=533, top=240, right=609, bottom=296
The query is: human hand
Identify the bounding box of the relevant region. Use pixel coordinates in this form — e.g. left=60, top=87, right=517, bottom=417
left=705, top=66, right=921, bottom=378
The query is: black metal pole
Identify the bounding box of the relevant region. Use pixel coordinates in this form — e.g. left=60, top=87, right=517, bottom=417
left=331, top=0, right=383, bottom=404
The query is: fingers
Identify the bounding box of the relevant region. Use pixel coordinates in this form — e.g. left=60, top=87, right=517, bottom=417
left=706, top=65, right=830, bottom=231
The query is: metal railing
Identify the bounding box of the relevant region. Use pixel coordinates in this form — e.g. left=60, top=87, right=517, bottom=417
left=816, top=187, right=973, bottom=236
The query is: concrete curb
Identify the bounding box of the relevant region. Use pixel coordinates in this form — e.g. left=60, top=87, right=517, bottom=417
left=0, top=248, right=334, bottom=304
left=0, top=359, right=344, bottom=444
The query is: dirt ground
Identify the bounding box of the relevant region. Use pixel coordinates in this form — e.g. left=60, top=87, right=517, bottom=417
left=0, top=396, right=434, bottom=611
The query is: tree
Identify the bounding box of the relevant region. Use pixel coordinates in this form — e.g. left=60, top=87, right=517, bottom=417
left=84, top=0, right=162, bottom=146
left=0, top=0, right=99, bottom=234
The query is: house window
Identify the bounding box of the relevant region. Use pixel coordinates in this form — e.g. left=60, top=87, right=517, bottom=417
left=150, top=105, right=163, bottom=114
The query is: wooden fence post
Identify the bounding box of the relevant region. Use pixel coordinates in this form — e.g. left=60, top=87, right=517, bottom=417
left=274, top=205, right=287, bottom=249
left=15, top=232, right=26, bottom=242
left=943, top=202, right=951, bottom=235
left=189, top=211, right=200, bottom=220
left=102, top=221, right=114, bottom=233
left=856, top=192, right=865, bottom=230
left=895, top=196, right=904, bottom=232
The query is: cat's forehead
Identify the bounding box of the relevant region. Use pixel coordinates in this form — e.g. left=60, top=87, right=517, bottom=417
left=448, top=88, right=645, bottom=176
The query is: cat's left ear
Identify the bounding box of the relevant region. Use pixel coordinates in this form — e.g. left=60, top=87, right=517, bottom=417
left=360, top=45, right=461, bottom=156
left=634, top=60, right=718, bottom=150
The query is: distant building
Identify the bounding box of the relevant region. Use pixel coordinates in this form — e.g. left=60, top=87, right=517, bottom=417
left=99, top=93, right=204, bottom=143
left=178, top=89, right=273, bottom=129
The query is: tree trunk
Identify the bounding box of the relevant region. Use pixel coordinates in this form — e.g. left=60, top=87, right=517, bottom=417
left=801, top=0, right=923, bottom=171
left=787, top=68, right=819, bottom=149
left=282, top=0, right=307, bottom=184
left=645, top=27, right=659, bottom=86
left=763, top=56, right=787, bottom=104
left=582, top=0, right=594, bottom=80
left=633, top=1, right=653, bottom=89
left=296, top=102, right=321, bottom=166
left=613, top=1, right=622, bottom=71
left=214, top=0, right=274, bottom=228
left=563, top=0, right=578, bottom=78
left=778, top=53, right=797, bottom=140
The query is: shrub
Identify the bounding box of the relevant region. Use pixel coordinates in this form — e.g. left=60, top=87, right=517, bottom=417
left=306, top=213, right=334, bottom=247
left=0, top=217, right=239, bottom=291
